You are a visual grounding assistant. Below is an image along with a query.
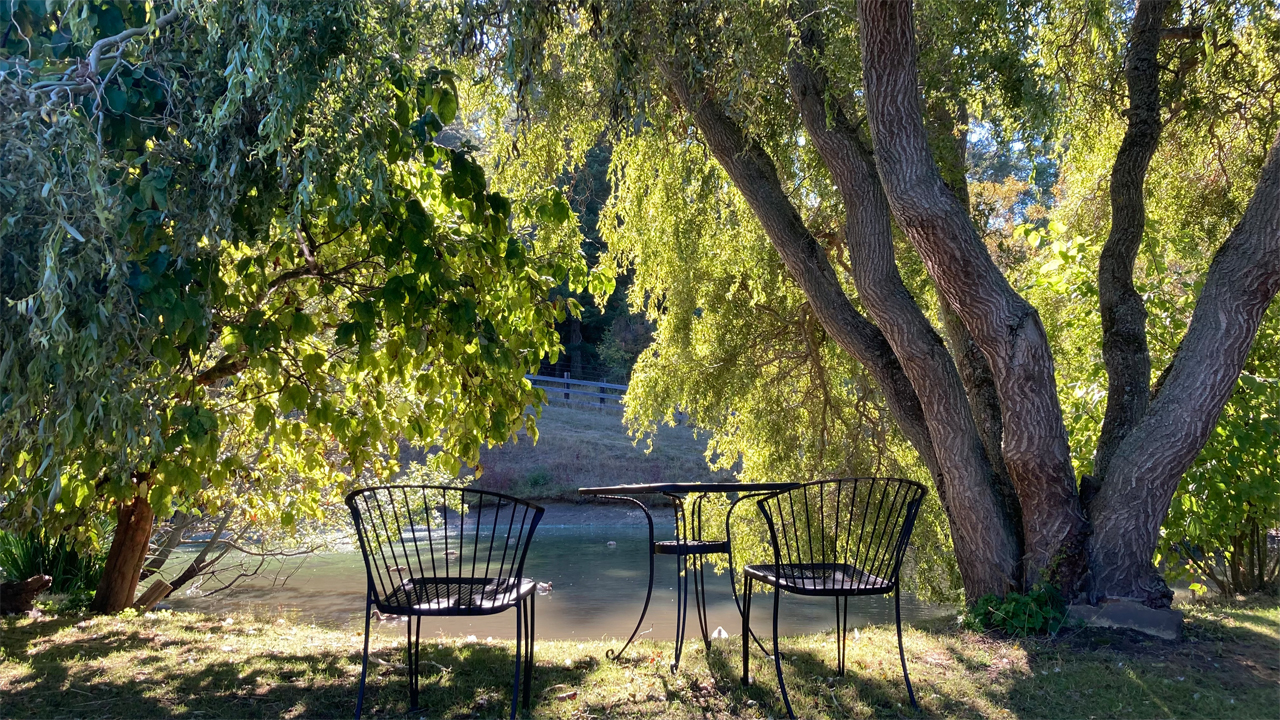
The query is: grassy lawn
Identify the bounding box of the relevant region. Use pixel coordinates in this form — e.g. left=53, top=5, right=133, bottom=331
left=0, top=599, right=1275, bottom=719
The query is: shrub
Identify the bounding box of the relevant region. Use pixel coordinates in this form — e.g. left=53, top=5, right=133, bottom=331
left=0, top=529, right=106, bottom=598
left=524, top=467, right=553, bottom=489
left=966, top=586, right=1067, bottom=636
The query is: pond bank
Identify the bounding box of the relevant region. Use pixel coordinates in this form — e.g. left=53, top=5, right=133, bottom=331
left=2, top=599, right=1275, bottom=718
left=161, top=514, right=946, bottom=640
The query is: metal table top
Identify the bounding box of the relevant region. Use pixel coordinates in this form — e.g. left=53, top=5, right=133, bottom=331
left=577, top=481, right=801, bottom=496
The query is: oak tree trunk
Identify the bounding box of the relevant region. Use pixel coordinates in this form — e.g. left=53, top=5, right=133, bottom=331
left=90, top=494, right=155, bottom=614
left=786, top=37, right=1021, bottom=598
left=858, top=0, right=1087, bottom=589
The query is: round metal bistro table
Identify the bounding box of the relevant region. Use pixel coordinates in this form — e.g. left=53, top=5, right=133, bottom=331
left=577, top=482, right=800, bottom=671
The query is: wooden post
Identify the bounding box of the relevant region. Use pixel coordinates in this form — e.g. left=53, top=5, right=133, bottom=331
left=564, top=372, right=571, bottom=401
left=132, top=579, right=172, bottom=612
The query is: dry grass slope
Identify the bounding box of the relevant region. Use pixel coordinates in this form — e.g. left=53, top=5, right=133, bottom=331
left=468, top=405, right=731, bottom=501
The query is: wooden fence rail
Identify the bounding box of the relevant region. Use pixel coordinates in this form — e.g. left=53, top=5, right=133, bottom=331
left=525, top=373, right=626, bottom=411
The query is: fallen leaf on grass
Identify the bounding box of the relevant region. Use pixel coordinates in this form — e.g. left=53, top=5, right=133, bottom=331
left=557, top=690, right=578, bottom=701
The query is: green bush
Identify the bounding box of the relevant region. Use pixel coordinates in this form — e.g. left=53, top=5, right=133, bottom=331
left=524, top=467, right=553, bottom=489
left=0, top=530, right=106, bottom=598
left=966, top=586, right=1068, bottom=636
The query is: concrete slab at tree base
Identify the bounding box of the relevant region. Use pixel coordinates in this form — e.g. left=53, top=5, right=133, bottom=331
left=1067, top=600, right=1183, bottom=640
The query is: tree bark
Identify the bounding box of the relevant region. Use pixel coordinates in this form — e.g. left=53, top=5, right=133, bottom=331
left=920, top=89, right=1022, bottom=554
left=656, top=59, right=945, bottom=488
left=857, top=0, right=1086, bottom=588
left=1089, top=131, right=1280, bottom=605
left=1093, top=0, right=1172, bottom=481
left=786, top=44, right=1020, bottom=598
left=90, top=493, right=155, bottom=613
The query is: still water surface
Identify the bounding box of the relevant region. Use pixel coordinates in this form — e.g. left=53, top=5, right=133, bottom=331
left=168, top=521, right=947, bottom=640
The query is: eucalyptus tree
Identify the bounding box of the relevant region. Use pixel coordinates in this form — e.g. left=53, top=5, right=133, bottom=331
left=453, top=0, right=1279, bottom=605
left=1, top=1, right=596, bottom=611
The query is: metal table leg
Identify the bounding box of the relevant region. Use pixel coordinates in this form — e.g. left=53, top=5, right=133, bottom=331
left=600, top=495, right=656, bottom=662
left=691, top=494, right=712, bottom=653
left=669, top=494, right=688, bottom=672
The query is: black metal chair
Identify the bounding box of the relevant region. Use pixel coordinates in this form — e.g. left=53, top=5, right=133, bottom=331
left=346, top=485, right=545, bottom=720
left=736, top=478, right=927, bottom=718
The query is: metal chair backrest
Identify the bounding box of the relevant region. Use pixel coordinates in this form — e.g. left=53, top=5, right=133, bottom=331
left=755, top=478, right=927, bottom=593
left=345, top=485, right=545, bottom=608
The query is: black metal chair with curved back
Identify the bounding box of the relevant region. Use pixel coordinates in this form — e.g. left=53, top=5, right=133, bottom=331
left=738, top=478, right=927, bottom=718
left=346, top=485, right=545, bottom=720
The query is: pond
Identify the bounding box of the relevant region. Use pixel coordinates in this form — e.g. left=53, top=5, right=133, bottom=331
left=166, top=508, right=949, bottom=641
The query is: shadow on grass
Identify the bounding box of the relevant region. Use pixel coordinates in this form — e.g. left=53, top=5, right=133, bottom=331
left=0, top=618, right=589, bottom=719
left=698, top=632, right=921, bottom=718
left=952, top=607, right=1279, bottom=719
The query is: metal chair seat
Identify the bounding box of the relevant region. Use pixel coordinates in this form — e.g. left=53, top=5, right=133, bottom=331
left=653, top=539, right=729, bottom=556
left=743, top=563, right=891, bottom=596
left=379, top=577, right=536, bottom=616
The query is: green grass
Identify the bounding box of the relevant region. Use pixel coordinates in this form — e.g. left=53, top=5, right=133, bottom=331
left=1, top=598, right=1275, bottom=718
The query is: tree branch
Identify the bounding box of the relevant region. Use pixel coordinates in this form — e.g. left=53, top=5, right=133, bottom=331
left=1093, top=0, right=1171, bottom=483
left=194, top=355, right=249, bottom=387
left=88, top=9, right=182, bottom=74
left=656, top=56, right=944, bottom=487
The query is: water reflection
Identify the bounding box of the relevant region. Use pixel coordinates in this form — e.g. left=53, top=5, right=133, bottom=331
left=168, top=522, right=945, bottom=640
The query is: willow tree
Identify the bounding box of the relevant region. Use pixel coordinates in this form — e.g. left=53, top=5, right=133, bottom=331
left=452, top=0, right=1279, bottom=605
left=1, top=1, right=593, bottom=611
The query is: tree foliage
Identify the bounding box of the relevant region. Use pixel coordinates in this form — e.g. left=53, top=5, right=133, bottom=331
left=0, top=0, right=590, bottom=577
left=442, top=0, right=1280, bottom=603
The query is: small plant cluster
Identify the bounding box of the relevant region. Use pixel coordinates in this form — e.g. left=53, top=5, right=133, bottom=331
left=966, top=585, right=1067, bottom=636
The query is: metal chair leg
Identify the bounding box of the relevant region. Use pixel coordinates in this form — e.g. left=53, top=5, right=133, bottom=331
left=726, top=494, right=782, bottom=659
left=773, top=588, right=794, bottom=719
left=355, top=597, right=373, bottom=720
left=896, top=587, right=918, bottom=709
left=693, top=554, right=711, bottom=652
left=407, top=615, right=420, bottom=712
left=511, top=598, right=523, bottom=720
left=523, top=592, right=534, bottom=710
left=836, top=596, right=849, bottom=676
left=741, top=576, right=752, bottom=685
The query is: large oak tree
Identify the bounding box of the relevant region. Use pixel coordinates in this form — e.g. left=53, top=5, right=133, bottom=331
left=455, top=0, right=1279, bottom=605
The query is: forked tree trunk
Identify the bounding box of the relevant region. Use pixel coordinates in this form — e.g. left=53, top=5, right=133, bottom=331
left=785, top=40, right=1021, bottom=598
left=857, top=0, right=1087, bottom=589
left=90, top=494, right=155, bottom=614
